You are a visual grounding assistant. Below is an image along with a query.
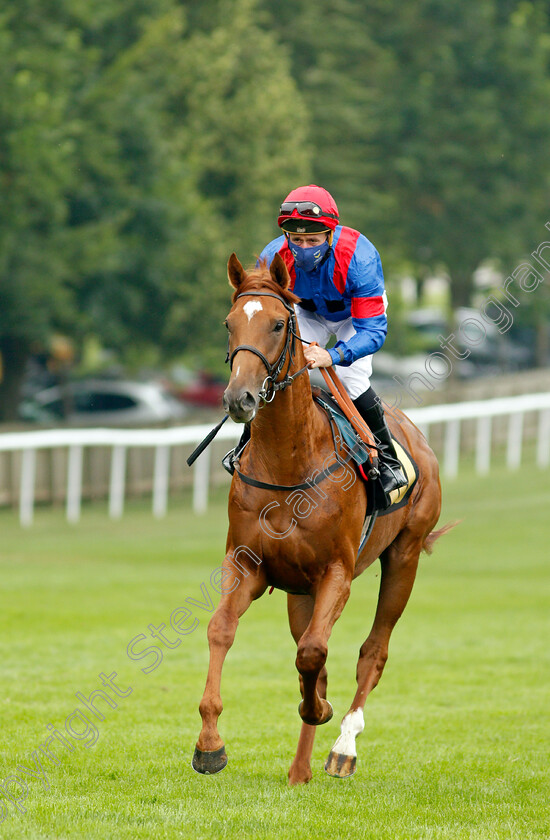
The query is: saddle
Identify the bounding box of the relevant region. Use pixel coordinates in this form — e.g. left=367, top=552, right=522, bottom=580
left=312, top=387, right=418, bottom=517
left=222, top=386, right=417, bottom=518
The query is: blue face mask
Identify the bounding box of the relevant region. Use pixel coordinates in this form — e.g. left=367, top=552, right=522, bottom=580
left=288, top=238, right=330, bottom=272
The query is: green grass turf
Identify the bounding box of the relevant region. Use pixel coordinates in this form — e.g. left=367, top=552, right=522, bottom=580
left=0, top=463, right=549, bottom=839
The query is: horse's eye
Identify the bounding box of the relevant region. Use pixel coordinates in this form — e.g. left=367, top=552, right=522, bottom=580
left=274, top=321, right=285, bottom=333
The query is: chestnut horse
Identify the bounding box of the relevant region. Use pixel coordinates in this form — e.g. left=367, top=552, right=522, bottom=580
left=193, top=253, right=445, bottom=785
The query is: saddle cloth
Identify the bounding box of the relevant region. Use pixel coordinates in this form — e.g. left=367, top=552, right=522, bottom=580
left=313, top=390, right=418, bottom=518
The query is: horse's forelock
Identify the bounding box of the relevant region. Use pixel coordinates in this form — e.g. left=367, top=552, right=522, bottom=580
left=231, top=261, right=300, bottom=307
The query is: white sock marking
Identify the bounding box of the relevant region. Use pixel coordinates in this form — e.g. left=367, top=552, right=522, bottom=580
left=330, top=709, right=364, bottom=757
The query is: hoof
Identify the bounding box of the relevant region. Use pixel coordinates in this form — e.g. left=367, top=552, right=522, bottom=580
left=192, top=745, right=228, bottom=775
left=288, top=767, right=312, bottom=786
left=324, top=750, right=356, bottom=778
left=298, top=699, right=333, bottom=726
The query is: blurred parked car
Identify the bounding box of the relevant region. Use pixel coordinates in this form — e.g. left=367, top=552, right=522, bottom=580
left=406, top=307, right=532, bottom=374
left=177, top=371, right=226, bottom=409
left=18, top=379, right=189, bottom=426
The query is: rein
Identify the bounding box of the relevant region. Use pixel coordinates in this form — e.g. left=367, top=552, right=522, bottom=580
left=227, top=290, right=373, bottom=492
left=187, top=289, right=371, bottom=489
left=187, top=290, right=308, bottom=467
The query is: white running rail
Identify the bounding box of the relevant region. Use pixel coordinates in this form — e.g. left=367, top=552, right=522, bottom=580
left=1, top=392, right=549, bottom=526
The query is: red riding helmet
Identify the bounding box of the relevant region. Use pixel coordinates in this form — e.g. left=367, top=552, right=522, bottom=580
left=278, top=185, right=339, bottom=234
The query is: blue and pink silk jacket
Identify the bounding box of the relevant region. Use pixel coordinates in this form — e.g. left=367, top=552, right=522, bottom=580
left=259, top=225, right=388, bottom=366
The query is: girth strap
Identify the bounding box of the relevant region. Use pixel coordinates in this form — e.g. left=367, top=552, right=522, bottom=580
left=233, top=417, right=365, bottom=492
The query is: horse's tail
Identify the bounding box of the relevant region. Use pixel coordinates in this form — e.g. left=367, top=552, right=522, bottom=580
left=422, top=520, right=460, bottom=555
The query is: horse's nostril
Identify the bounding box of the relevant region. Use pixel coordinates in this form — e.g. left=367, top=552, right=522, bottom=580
left=239, top=391, right=256, bottom=411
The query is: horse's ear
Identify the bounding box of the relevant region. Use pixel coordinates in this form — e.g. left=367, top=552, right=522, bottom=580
left=227, top=253, right=246, bottom=289
left=270, top=252, right=291, bottom=290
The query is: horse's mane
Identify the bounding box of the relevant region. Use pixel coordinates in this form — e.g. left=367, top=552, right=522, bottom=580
left=231, top=260, right=300, bottom=307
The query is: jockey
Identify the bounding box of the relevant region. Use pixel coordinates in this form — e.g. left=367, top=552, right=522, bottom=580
left=259, top=184, right=407, bottom=505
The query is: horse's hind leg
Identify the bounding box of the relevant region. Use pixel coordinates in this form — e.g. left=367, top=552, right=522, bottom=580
left=287, top=594, right=329, bottom=786
left=325, top=532, right=421, bottom=778
left=193, top=555, right=266, bottom=775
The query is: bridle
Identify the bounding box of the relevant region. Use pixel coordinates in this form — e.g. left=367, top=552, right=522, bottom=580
left=187, top=288, right=362, bottom=489
left=226, top=291, right=309, bottom=404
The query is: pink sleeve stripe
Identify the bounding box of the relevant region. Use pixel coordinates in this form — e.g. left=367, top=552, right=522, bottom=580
left=351, top=296, right=386, bottom=318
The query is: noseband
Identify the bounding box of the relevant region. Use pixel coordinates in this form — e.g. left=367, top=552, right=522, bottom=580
left=226, top=291, right=308, bottom=403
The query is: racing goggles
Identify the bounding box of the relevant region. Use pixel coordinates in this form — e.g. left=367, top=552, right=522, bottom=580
left=279, top=201, right=338, bottom=220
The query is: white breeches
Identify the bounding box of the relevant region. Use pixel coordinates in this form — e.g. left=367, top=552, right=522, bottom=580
left=295, top=308, right=372, bottom=400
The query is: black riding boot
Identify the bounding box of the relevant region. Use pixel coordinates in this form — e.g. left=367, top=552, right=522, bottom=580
left=353, top=388, right=407, bottom=506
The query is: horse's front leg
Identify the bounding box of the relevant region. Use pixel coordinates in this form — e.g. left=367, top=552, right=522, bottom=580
left=287, top=593, right=327, bottom=785
left=297, top=562, right=352, bottom=727
left=193, top=552, right=267, bottom=775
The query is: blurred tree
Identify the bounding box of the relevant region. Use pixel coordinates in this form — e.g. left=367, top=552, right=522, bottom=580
left=0, top=0, right=185, bottom=420
left=0, top=0, right=309, bottom=420
left=260, top=1, right=394, bottom=235
left=0, top=2, right=86, bottom=420
left=262, top=0, right=550, bottom=308
left=160, top=0, right=310, bottom=371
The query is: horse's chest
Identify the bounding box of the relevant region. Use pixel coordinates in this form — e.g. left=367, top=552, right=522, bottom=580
left=257, top=525, right=344, bottom=593
left=228, top=481, right=362, bottom=592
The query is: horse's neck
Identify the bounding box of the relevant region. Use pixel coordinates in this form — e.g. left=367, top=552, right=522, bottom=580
left=249, top=368, right=326, bottom=476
